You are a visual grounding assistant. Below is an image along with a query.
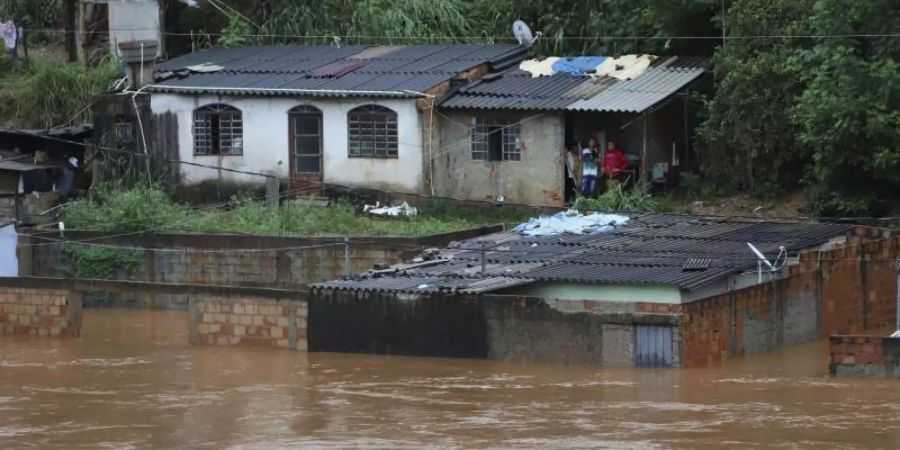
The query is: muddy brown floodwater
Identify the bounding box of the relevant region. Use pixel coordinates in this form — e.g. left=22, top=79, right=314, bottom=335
left=1, top=310, right=899, bottom=449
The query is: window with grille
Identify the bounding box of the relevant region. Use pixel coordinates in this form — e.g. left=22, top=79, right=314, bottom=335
left=193, top=104, right=243, bottom=156
left=115, top=120, right=133, bottom=145
left=347, top=105, right=398, bottom=158
left=471, top=116, right=521, bottom=161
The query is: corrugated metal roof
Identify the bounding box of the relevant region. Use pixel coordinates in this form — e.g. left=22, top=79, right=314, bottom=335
left=152, top=44, right=527, bottom=98
left=312, top=214, right=852, bottom=294
left=440, top=58, right=707, bottom=113
left=567, top=67, right=705, bottom=112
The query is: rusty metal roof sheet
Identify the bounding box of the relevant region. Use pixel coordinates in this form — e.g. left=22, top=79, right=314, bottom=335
left=313, top=214, right=852, bottom=294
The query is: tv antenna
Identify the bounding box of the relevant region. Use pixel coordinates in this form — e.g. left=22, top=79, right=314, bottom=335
left=747, top=243, right=785, bottom=283
left=512, top=20, right=541, bottom=47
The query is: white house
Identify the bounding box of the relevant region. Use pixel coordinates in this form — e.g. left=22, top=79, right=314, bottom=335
left=147, top=44, right=526, bottom=194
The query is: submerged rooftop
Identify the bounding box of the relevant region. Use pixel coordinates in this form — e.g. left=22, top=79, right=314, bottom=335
left=313, top=214, right=851, bottom=295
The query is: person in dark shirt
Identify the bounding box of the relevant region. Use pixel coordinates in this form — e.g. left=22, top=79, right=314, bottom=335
left=56, top=157, right=77, bottom=201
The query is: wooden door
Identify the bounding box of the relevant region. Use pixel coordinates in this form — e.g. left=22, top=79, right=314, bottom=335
left=288, top=106, right=323, bottom=194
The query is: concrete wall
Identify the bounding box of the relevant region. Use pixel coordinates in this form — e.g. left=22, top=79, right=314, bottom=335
left=23, top=228, right=497, bottom=291
left=681, top=235, right=899, bottom=367
left=190, top=294, right=308, bottom=350
left=830, top=335, right=900, bottom=378
left=0, top=286, right=81, bottom=337
left=480, top=296, right=679, bottom=366
left=501, top=282, right=682, bottom=303
left=434, top=110, right=565, bottom=207
left=150, top=94, right=424, bottom=193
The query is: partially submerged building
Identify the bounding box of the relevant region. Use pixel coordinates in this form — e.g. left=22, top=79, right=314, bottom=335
left=311, top=214, right=875, bottom=367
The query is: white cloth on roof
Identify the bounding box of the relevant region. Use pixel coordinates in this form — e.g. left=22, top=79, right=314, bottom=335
left=593, top=54, right=655, bottom=80
left=513, top=211, right=629, bottom=236
left=519, top=57, right=559, bottom=78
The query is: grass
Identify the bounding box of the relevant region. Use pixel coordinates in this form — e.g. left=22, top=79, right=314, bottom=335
left=61, top=187, right=535, bottom=237
left=0, top=55, right=121, bottom=128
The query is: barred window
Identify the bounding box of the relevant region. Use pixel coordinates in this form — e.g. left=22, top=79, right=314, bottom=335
left=193, top=104, right=243, bottom=156
left=348, top=105, right=398, bottom=158
left=115, top=120, right=133, bottom=145
left=471, top=116, right=521, bottom=161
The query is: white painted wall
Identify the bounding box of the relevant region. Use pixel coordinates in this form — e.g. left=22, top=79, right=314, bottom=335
left=108, top=0, right=161, bottom=57
left=150, top=94, right=425, bottom=193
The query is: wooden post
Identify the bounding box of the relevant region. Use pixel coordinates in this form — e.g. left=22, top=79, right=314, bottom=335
left=640, top=114, right=649, bottom=188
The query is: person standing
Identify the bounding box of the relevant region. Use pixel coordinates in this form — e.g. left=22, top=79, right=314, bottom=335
left=601, top=140, right=630, bottom=189
left=565, top=143, right=581, bottom=202
left=581, top=139, right=599, bottom=198
left=56, top=157, right=78, bottom=202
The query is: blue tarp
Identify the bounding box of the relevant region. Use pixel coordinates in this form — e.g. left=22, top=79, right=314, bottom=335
left=551, top=56, right=607, bottom=75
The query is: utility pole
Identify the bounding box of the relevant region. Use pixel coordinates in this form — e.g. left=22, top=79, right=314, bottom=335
left=892, top=259, right=900, bottom=338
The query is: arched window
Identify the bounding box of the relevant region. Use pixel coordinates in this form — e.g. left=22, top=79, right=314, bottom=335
left=193, top=104, right=243, bottom=155
left=347, top=105, right=398, bottom=158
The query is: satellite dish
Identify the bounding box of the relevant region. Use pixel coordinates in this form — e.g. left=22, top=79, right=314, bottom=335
left=747, top=243, right=775, bottom=271
left=512, top=20, right=541, bottom=47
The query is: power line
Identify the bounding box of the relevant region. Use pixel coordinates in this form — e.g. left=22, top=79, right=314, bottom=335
left=27, top=27, right=900, bottom=40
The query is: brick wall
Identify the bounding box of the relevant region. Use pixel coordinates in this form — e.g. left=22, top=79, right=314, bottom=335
left=190, top=295, right=308, bottom=350
left=829, top=335, right=900, bottom=378
left=682, top=236, right=899, bottom=367
left=0, top=287, right=82, bottom=337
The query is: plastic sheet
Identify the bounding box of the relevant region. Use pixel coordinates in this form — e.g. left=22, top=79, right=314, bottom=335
left=513, top=211, right=629, bottom=236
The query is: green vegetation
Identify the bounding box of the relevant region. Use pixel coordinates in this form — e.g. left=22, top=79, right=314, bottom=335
left=1, top=0, right=893, bottom=217
left=571, top=182, right=660, bottom=213
left=0, top=57, right=121, bottom=128
left=697, top=0, right=899, bottom=215
left=202, top=0, right=720, bottom=56
left=61, top=242, right=140, bottom=279
left=61, top=187, right=534, bottom=237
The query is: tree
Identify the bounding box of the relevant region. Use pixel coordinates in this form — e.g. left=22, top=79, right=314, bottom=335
left=794, top=0, right=900, bottom=215
left=696, top=0, right=813, bottom=196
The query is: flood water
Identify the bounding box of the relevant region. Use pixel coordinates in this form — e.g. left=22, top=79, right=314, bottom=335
left=1, top=310, right=899, bottom=449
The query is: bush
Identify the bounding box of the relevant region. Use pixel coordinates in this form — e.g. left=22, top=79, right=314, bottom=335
left=572, top=182, right=660, bottom=213
left=0, top=58, right=121, bottom=128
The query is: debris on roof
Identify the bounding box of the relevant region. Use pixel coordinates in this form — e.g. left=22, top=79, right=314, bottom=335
left=442, top=55, right=706, bottom=113
left=512, top=211, right=629, bottom=236
left=185, top=63, right=224, bottom=73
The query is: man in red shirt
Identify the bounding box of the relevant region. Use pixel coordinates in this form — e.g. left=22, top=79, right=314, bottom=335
left=601, top=140, right=630, bottom=188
